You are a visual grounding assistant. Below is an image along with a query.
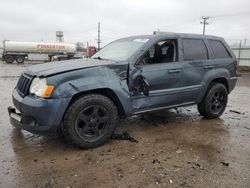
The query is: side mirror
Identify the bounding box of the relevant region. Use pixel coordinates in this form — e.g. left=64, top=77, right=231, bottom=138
left=133, top=75, right=149, bottom=96
left=134, top=59, right=144, bottom=68
left=141, top=77, right=149, bottom=96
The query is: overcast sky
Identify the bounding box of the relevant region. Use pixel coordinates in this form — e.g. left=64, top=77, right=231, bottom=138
left=0, top=0, right=250, bottom=47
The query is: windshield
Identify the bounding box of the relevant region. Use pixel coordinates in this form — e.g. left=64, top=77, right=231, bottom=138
left=92, top=39, right=149, bottom=61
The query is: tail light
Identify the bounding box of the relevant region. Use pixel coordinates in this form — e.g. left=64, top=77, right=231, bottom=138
left=233, top=60, right=240, bottom=76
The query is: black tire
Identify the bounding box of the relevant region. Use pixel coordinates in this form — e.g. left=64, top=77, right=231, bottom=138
left=198, top=83, right=228, bottom=119
left=62, top=94, right=118, bottom=148
left=4, top=54, right=15, bottom=63
left=16, top=55, right=25, bottom=64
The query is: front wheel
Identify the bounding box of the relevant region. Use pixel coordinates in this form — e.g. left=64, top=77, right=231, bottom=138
left=198, top=83, right=228, bottom=119
left=62, top=94, right=118, bottom=148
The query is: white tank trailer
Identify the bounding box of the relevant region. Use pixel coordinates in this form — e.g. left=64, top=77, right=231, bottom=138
left=2, top=40, right=78, bottom=63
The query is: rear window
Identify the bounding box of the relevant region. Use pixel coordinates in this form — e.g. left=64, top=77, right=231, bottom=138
left=182, top=39, right=208, bottom=61
left=208, top=40, right=231, bottom=59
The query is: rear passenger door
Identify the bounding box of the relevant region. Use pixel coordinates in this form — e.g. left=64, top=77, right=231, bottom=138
left=180, top=38, right=214, bottom=104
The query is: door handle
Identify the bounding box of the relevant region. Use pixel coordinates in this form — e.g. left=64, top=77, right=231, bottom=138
left=168, top=69, right=181, bottom=73
left=204, top=65, right=214, bottom=69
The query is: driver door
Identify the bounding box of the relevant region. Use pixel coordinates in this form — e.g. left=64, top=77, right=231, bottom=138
left=129, top=39, right=184, bottom=112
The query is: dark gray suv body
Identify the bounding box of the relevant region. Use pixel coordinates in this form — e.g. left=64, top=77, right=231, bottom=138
left=8, top=33, right=237, bottom=148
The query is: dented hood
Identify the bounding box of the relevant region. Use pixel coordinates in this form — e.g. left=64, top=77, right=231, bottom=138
left=24, top=58, right=114, bottom=77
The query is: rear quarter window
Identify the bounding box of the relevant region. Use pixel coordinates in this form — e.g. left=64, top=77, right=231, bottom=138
left=208, top=40, right=231, bottom=59
left=182, top=39, right=208, bottom=61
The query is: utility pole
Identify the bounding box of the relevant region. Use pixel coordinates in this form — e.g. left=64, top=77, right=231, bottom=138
left=244, top=38, right=247, bottom=46
left=200, top=16, right=209, bottom=35
left=97, top=22, right=101, bottom=50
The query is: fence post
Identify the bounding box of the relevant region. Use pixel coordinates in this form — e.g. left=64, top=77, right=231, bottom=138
left=238, top=40, right=242, bottom=65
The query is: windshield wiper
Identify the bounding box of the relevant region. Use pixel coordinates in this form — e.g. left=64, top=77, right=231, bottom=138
left=92, top=56, right=111, bottom=61
left=93, top=56, right=103, bottom=60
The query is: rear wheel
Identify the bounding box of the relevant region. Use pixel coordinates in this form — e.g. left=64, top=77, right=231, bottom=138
left=62, top=94, right=118, bottom=148
left=16, top=55, right=25, bottom=64
left=4, top=54, right=15, bottom=63
left=198, top=83, right=228, bottom=119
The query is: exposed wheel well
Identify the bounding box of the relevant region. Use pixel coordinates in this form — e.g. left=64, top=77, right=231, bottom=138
left=210, top=77, right=229, bottom=92
left=69, top=88, right=125, bottom=116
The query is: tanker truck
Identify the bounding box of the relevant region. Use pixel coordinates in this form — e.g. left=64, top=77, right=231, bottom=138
left=2, top=40, right=78, bottom=63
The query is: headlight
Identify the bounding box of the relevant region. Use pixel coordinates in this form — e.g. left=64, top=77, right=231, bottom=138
left=29, top=78, right=54, bottom=98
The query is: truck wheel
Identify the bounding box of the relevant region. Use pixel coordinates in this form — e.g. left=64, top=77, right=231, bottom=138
left=4, top=55, right=15, bottom=63
left=198, top=83, right=228, bottom=119
left=62, top=94, right=118, bottom=148
left=16, top=55, right=25, bottom=64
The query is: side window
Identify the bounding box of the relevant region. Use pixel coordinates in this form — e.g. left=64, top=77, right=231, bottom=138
left=182, top=39, right=208, bottom=61
left=208, top=40, right=231, bottom=59
left=141, top=39, right=177, bottom=64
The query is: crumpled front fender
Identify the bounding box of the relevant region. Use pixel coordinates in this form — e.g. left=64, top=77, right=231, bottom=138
left=47, top=66, right=133, bottom=115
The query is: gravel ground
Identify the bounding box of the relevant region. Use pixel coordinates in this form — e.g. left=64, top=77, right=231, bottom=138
left=0, top=61, right=249, bottom=188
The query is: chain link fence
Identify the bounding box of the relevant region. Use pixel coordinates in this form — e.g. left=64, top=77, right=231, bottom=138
left=227, top=39, right=250, bottom=67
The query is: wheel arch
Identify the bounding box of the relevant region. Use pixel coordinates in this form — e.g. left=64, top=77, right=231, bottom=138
left=201, top=77, right=229, bottom=101
left=210, top=77, right=229, bottom=92
left=198, top=73, right=230, bottom=104
left=68, top=88, right=126, bottom=116
left=210, top=77, right=229, bottom=90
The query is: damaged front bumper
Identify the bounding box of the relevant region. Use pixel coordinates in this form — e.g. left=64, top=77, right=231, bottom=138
left=8, top=106, right=53, bottom=133
left=8, top=89, right=71, bottom=134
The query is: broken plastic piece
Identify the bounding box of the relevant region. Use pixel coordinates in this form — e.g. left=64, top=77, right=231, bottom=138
left=111, top=131, right=138, bottom=143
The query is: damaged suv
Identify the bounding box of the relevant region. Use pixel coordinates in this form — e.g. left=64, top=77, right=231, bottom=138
left=8, top=33, right=237, bottom=148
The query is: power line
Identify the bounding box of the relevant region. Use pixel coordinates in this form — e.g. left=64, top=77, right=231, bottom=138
left=211, top=12, right=250, bottom=18
left=200, top=16, right=209, bottom=35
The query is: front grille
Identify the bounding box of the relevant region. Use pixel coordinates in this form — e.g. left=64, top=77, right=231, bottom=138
left=16, top=74, right=33, bottom=97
